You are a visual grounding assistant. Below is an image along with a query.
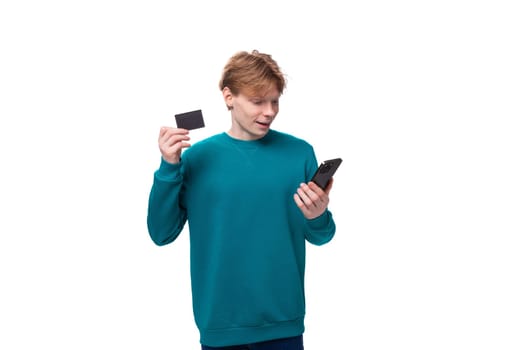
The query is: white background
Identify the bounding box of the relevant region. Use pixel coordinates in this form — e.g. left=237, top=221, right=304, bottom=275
left=1, top=1, right=524, bottom=349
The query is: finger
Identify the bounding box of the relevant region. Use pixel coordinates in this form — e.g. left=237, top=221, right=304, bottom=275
left=300, top=183, right=322, bottom=204
left=308, top=179, right=333, bottom=198
left=159, top=127, right=173, bottom=143
left=296, top=184, right=316, bottom=207
left=293, top=193, right=311, bottom=213
left=159, top=127, right=189, bottom=141
left=159, top=131, right=190, bottom=151
left=164, top=133, right=190, bottom=147
left=159, top=129, right=190, bottom=149
left=294, top=193, right=319, bottom=220
left=160, top=140, right=191, bottom=157
left=159, top=127, right=167, bottom=143
left=307, top=181, right=325, bottom=196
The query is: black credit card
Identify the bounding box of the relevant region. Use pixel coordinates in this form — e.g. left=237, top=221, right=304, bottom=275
left=175, top=109, right=205, bottom=130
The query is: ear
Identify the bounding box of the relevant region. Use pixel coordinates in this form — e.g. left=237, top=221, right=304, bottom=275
left=222, top=87, right=234, bottom=110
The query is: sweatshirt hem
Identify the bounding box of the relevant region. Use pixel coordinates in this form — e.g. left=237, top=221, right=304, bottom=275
left=199, top=317, right=304, bottom=347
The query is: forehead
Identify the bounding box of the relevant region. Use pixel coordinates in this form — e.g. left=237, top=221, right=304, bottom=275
left=243, top=85, right=280, bottom=99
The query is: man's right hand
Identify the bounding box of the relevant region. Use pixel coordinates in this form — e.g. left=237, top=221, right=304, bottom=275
left=158, top=127, right=191, bottom=164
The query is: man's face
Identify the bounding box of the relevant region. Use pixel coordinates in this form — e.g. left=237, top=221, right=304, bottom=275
left=225, top=86, right=280, bottom=140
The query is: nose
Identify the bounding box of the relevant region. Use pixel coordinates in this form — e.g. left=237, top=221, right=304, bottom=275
left=263, top=102, right=277, bottom=118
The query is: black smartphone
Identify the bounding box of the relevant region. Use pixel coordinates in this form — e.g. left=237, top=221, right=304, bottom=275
left=310, top=158, right=343, bottom=190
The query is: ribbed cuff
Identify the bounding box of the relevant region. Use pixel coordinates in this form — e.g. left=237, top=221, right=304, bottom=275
left=155, top=158, right=182, bottom=181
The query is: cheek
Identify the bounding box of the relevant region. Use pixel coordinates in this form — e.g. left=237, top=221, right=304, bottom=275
left=234, top=104, right=255, bottom=122
left=241, top=104, right=259, bottom=118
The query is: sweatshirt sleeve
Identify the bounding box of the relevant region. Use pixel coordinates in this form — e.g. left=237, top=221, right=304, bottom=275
left=305, top=209, right=336, bottom=245
left=146, top=158, right=188, bottom=246
left=302, top=146, right=336, bottom=245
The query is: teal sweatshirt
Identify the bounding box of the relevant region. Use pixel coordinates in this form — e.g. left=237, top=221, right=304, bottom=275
left=147, top=130, right=336, bottom=347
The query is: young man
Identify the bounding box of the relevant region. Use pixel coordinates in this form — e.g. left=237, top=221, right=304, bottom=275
left=147, top=50, right=337, bottom=349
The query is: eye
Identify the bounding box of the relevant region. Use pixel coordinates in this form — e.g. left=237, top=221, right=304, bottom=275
left=252, top=99, right=263, bottom=105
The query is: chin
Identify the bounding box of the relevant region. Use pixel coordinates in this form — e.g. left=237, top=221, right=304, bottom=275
left=257, top=129, right=270, bottom=136
left=248, top=130, right=268, bottom=140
